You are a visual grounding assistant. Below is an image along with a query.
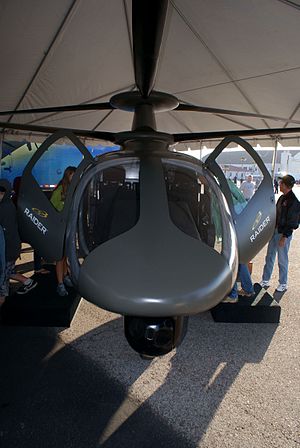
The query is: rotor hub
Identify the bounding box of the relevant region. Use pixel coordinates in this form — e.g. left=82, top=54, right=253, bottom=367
left=110, top=91, right=179, bottom=113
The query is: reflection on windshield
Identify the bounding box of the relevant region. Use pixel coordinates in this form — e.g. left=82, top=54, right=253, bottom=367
left=227, top=179, right=247, bottom=214
left=78, top=161, right=140, bottom=253
left=164, top=164, right=224, bottom=254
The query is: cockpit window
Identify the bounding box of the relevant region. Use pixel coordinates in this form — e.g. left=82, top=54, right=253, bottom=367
left=31, top=137, right=82, bottom=211
left=163, top=163, right=223, bottom=254
left=226, top=178, right=247, bottom=214
left=78, top=160, right=140, bottom=255
left=215, top=148, right=264, bottom=214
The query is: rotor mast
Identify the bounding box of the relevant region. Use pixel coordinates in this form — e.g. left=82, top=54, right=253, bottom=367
left=130, top=0, right=169, bottom=132
left=133, top=0, right=169, bottom=99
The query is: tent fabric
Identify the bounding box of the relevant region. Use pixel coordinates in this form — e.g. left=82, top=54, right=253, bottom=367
left=1, top=0, right=300, bottom=148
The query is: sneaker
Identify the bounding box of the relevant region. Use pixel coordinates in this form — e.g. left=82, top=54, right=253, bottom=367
left=16, top=279, right=37, bottom=295
left=222, top=296, right=238, bottom=304
left=276, top=284, right=287, bottom=292
left=63, top=275, right=73, bottom=288
left=238, top=288, right=254, bottom=297
left=57, top=283, right=68, bottom=296
left=260, top=280, right=270, bottom=288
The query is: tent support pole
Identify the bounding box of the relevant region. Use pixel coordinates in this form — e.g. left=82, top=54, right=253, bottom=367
left=271, top=137, right=279, bottom=181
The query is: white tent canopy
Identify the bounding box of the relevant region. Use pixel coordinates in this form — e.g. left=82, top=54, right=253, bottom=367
left=1, top=0, right=300, bottom=148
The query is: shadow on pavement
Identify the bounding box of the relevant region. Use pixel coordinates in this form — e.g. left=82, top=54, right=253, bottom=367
left=103, top=312, right=278, bottom=446
left=0, top=247, right=280, bottom=447
left=0, top=323, right=193, bottom=448
left=0, top=305, right=278, bottom=447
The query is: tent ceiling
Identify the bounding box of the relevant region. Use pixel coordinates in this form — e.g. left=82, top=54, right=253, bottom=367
left=1, top=0, right=300, bottom=148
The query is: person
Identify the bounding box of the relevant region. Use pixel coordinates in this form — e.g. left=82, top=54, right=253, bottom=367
left=0, top=179, right=37, bottom=307
left=223, top=263, right=254, bottom=303
left=227, top=179, right=247, bottom=214
left=274, top=178, right=279, bottom=194
left=50, top=166, right=76, bottom=296
left=260, top=174, right=300, bottom=292
left=240, top=174, right=255, bottom=201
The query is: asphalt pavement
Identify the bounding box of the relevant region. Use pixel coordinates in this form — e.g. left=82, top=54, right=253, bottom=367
left=0, top=190, right=299, bottom=448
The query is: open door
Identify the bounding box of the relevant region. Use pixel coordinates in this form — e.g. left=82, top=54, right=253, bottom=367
left=17, top=130, right=94, bottom=262
left=205, top=136, right=276, bottom=263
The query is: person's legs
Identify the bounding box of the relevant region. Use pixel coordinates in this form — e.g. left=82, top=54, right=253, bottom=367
left=56, top=259, right=65, bottom=284
left=222, top=281, right=238, bottom=303
left=11, top=272, right=38, bottom=295
left=262, top=232, right=280, bottom=282
left=56, top=257, right=68, bottom=281
left=62, top=257, right=73, bottom=287
left=7, top=259, right=37, bottom=295
left=56, top=257, right=68, bottom=296
left=63, top=257, right=68, bottom=278
left=239, top=264, right=254, bottom=294
left=230, top=282, right=238, bottom=298
left=10, top=272, right=31, bottom=283
left=277, top=236, right=292, bottom=286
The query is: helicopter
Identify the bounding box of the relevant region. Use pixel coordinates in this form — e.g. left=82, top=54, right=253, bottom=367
left=0, top=0, right=300, bottom=357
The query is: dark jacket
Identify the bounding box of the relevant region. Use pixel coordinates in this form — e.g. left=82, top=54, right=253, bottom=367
left=276, top=189, right=300, bottom=238
left=0, top=179, right=21, bottom=262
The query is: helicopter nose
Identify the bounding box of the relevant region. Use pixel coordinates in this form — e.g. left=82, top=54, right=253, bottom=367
left=68, top=152, right=238, bottom=316
left=78, top=221, right=236, bottom=316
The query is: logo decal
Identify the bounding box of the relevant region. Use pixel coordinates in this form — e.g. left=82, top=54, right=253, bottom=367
left=24, top=208, right=48, bottom=235
left=250, top=215, right=270, bottom=243
left=32, top=208, right=48, bottom=218
left=251, top=211, right=262, bottom=231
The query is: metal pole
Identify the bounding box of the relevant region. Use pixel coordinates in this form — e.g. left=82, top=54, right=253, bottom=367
left=271, top=137, right=279, bottom=181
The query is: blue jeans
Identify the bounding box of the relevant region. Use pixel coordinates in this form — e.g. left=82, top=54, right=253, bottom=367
left=262, top=229, right=292, bottom=285
left=229, top=264, right=254, bottom=298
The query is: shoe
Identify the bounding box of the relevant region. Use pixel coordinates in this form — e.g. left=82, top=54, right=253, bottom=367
left=57, top=283, right=69, bottom=296
left=260, top=280, right=270, bottom=288
left=222, top=296, right=238, bottom=303
left=63, top=275, right=73, bottom=288
left=238, top=288, right=254, bottom=297
left=16, top=279, right=37, bottom=295
left=276, top=284, right=287, bottom=292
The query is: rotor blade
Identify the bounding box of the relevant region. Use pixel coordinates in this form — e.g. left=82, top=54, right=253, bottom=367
left=132, top=0, right=168, bottom=98
left=174, top=126, right=300, bottom=142
left=0, top=102, right=114, bottom=117
left=176, top=103, right=300, bottom=125
left=0, top=121, right=116, bottom=142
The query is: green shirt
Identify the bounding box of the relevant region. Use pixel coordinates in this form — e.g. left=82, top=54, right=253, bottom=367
left=50, top=185, right=64, bottom=212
